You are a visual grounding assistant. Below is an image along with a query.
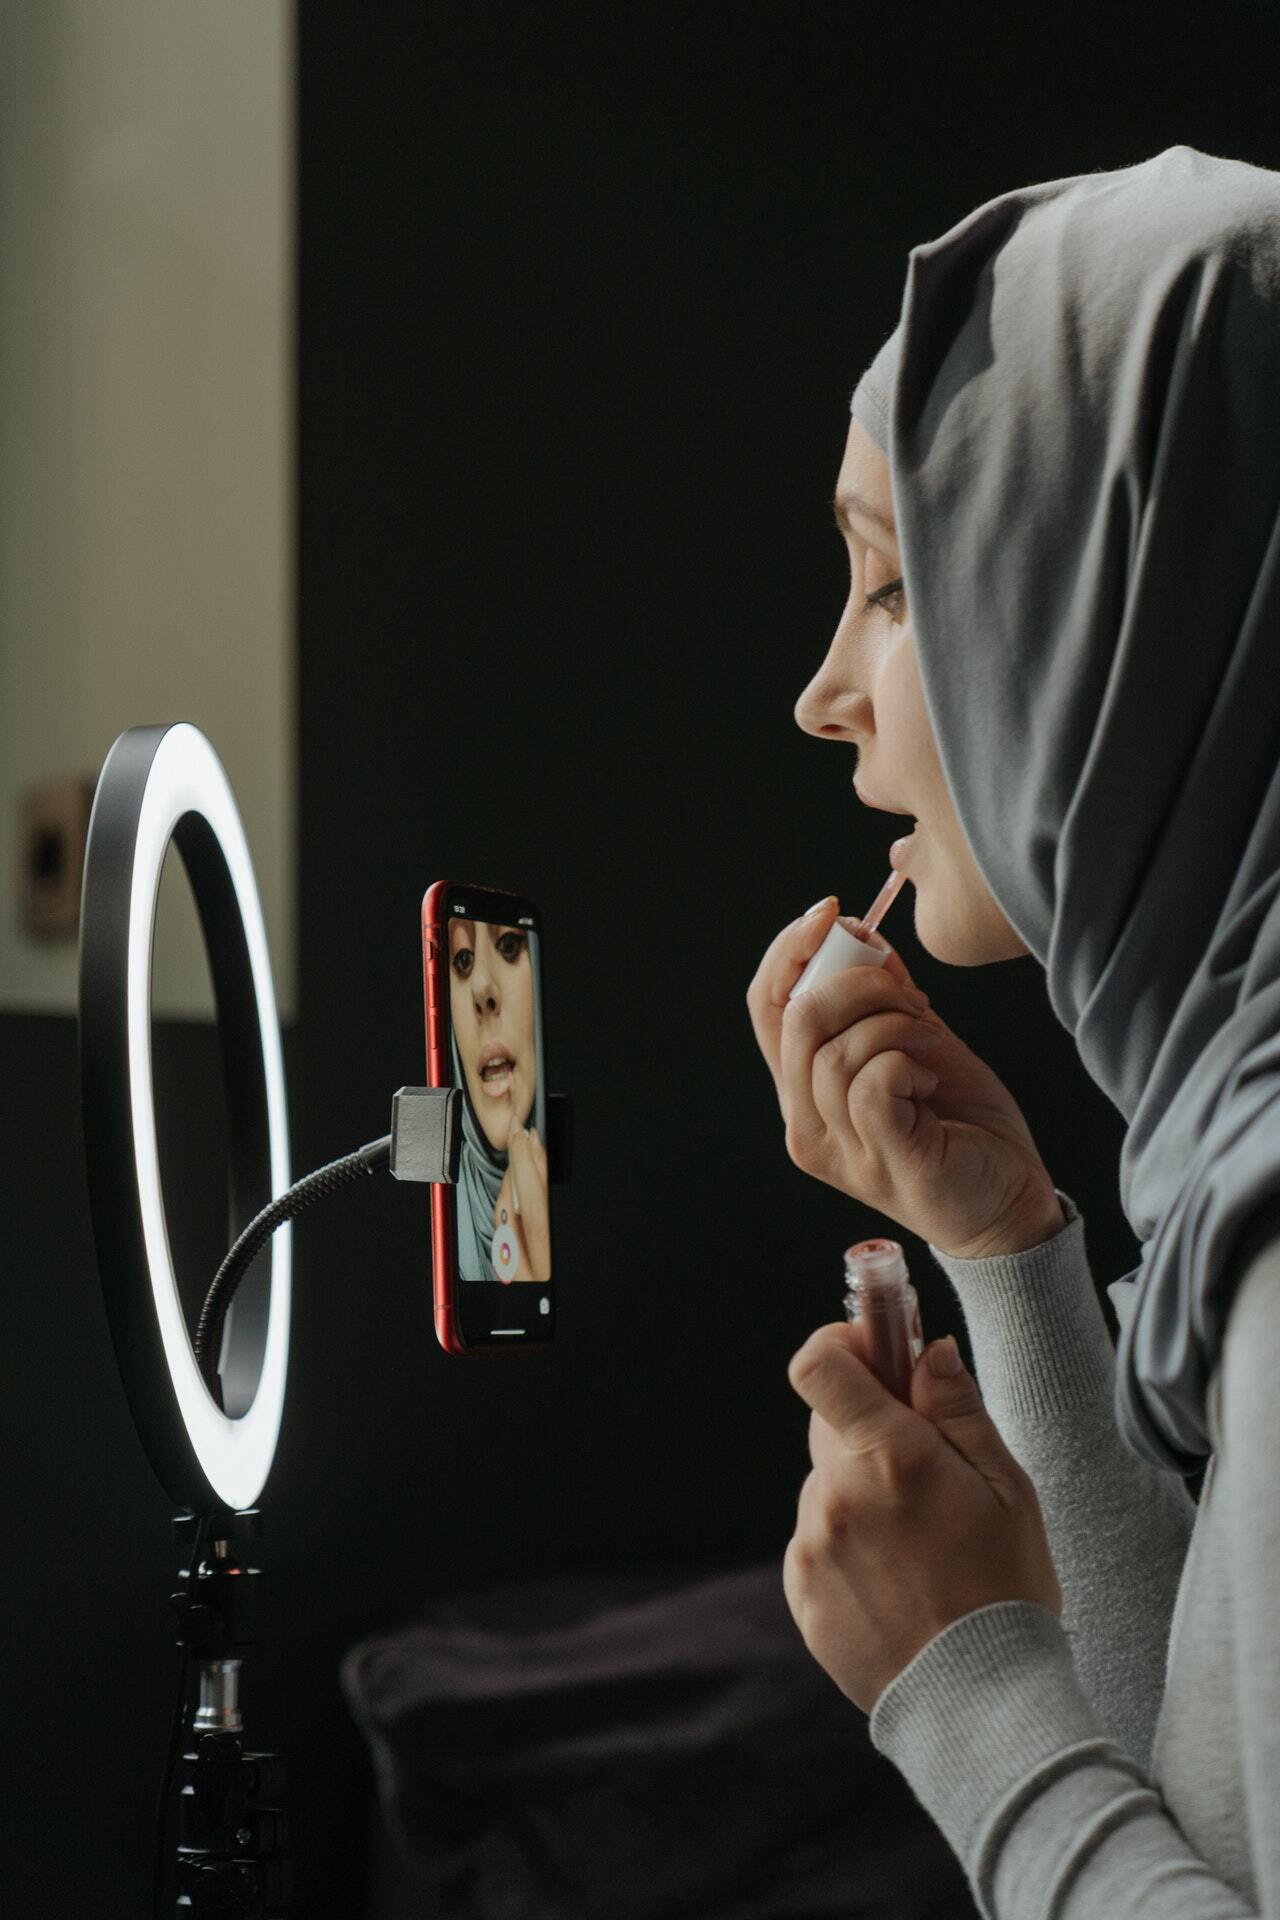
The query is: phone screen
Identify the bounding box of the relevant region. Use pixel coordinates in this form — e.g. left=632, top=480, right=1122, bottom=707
left=423, top=880, right=554, bottom=1351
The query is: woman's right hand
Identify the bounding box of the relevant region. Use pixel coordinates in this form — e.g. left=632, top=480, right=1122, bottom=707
left=745, top=898, right=1064, bottom=1259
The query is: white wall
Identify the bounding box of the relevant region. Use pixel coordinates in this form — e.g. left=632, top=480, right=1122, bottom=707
left=0, top=0, right=295, bottom=1019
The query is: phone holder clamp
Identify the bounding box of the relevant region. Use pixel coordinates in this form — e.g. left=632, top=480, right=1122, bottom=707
left=388, top=1088, right=573, bottom=1187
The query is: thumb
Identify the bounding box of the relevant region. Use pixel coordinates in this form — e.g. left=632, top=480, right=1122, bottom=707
left=909, top=1338, right=1016, bottom=1481
left=788, top=1322, right=908, bottom=1448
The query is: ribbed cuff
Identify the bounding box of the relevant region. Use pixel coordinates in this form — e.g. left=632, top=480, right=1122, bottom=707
left=868, top=1600, right=1146, bottom=1889
left=927, top=1190, right=1118, bottom=1417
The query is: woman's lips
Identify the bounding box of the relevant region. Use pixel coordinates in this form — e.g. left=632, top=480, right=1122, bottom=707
left=478, top=1061, right=515, bottom=1099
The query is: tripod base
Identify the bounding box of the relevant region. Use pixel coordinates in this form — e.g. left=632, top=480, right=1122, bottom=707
left=175, top=1729, right=290, bottom=1915
left=164, top=1511, right=292, bottom=1917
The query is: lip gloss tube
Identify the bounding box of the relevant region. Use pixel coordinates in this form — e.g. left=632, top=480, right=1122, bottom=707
left=789, top=867, right=908, bottom=1000
left=843, top=1238, right=925, bottom=1404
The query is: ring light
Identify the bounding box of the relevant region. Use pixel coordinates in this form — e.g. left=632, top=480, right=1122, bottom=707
left=79, top=723, right=290, bottom=1512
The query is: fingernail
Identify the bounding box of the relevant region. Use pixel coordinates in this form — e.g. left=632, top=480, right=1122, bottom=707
left=926, top=1335, right=963, bottom=1377
left=803, top=895, right=837, bottom=918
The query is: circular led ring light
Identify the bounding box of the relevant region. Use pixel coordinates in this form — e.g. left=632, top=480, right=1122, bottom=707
left=80, top=724, right=290, bottom=1512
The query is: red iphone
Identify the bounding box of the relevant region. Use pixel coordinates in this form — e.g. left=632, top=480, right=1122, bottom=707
left=422, top=880, right=555, bottom=1354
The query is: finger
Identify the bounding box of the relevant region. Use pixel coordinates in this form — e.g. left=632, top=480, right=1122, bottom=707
left=908, top=1340, right=1021, bottom=1494
left=793, top=1465, right=823, bottom=1546
left=806, top=1404, right=844, bottom=1477
left=780, top=971, right=933, bottom=1153
left=508, top=1125, right=526, bottom=1211
left=811, top=1027, right=941, bottom=1157
left=788, top=1322, right=909, bottom=1452
left=806, top=1315, right=875, bottom=1469
left=746, top=898, right=843, bottom=1027
left=746, top=899, right=848, bottom=1118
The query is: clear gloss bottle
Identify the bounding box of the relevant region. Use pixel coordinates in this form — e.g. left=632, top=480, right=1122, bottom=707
left=843, top=1238, right=925, bottom=1405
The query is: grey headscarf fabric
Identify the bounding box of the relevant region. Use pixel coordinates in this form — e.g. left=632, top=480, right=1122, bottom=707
left=848, top=145, right=1280, bottom=1481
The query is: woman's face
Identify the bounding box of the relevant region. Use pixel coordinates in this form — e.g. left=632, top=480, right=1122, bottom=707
left=792, top=416, right=1029, bottom=967
left=448, top=919, right=537, bottom=1149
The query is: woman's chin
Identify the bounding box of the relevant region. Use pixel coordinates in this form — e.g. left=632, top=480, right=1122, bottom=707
left=915, top=890, right=1030, bottom=968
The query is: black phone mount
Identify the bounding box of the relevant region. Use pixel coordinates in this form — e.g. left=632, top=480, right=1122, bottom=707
left=387, top=1086, right=573, bottom=1187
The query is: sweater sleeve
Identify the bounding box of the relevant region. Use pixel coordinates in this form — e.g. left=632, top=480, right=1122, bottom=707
left=868, top=1602, right=1256, bottom=1919
left=861, top=1208, right=1280, bottom=1920
left=921, top=1188, right=1196, bottom=1771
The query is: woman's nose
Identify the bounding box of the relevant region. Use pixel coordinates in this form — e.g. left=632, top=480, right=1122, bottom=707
left=794, top=680, right=871, bottom=740
left=470, top=976, right=498, bottom=1010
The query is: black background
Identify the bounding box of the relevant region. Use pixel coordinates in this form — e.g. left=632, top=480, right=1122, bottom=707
left=5, top=4, right=1279, bottom=1912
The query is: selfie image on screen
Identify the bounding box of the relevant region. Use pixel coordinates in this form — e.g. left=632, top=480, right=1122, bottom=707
left=446, top=915, right=549, bottom=1285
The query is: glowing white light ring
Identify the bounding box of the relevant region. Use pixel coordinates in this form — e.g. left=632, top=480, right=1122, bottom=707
left=84, top=724, right=291, bottom=1511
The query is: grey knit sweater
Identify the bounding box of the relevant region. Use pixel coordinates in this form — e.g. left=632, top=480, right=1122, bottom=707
left=867, top=1188, right=1279, bottom=1918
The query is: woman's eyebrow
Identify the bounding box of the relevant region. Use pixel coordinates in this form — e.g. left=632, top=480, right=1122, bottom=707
left=832, top=488, right=897, bottom=539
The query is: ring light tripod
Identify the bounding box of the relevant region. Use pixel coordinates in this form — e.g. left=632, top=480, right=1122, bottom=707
left=80, top=723, right=293, bottom=1915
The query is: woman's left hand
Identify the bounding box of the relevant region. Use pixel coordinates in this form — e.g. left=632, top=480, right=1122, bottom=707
left=783, top=1321, right=1063, bottom=1714
left=507, top=1124, right=551, bottom=1279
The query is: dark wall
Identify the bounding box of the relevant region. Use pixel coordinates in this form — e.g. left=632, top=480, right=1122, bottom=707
left=7, top=4, right=1280, bottom=1912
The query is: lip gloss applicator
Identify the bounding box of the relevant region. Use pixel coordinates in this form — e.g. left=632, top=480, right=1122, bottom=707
left=788, top=864, right=909, bottom=1000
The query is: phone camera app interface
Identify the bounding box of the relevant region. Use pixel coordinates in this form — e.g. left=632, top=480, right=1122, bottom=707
left=445, top=908, right=550, bottom=1289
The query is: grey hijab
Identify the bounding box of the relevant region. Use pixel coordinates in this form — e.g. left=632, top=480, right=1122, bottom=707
left=849, top=145, right=1280, bottom=1481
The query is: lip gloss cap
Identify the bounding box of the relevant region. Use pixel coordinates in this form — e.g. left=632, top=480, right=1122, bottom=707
left=789, top=919, right=888, bottom=999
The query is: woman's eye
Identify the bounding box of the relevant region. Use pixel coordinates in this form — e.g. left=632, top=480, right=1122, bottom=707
left=864, top=578, right=906, bottom=618
left=453, top=931, right=525, bottom=977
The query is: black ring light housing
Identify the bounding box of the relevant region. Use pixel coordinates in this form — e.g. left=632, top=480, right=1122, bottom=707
left=78, top=722, right=291, bottom=1514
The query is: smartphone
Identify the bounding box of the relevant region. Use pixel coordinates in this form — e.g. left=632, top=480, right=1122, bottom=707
left=421, top=880, right=555, bottom=1354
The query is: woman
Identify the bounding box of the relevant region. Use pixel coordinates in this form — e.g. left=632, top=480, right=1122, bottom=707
left=448, top=915, right=550, bottom=1282
left=746, top=144, right=1280, bottom=1916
